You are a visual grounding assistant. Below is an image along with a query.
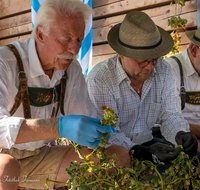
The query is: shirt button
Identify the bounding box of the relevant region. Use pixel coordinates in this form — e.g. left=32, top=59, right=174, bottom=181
left=136, top=133, right=138, bottom=136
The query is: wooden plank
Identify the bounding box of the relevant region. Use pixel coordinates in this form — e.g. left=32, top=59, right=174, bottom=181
left=93, top=1, right=197, bottom=29
left=0, top=23, right=32, bottom=39
left=0, top=0, right=31, bottom=19
left=93, top=12, right=197, bottom=44
left=93, top=0, right=121, bottom=8
left=93, top=2, right=197, bottom=44
left=93, top=44, right=115, bottom=56
left=0, top=34, right=32, bottom=46
left=0, top=12, right=31, bottom=31
left=93, top=0, right=172, bottom=19
left=92, top=54, right=115, bottom=68
left=154, top=12, right=197, bottom=31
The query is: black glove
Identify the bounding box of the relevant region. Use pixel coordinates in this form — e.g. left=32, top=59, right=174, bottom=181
left=175, top=131, right=197, bottom=158
left=132, top=142, right=181, bottom=163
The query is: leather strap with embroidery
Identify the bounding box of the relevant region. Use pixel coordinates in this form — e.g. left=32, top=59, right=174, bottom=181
left=6, top=44, right=31, bottom=118
left=55, top=70, right=68, bottom=116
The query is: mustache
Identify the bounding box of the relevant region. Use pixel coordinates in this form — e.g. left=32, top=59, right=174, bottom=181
left=57, top=53, right=77, bottom=60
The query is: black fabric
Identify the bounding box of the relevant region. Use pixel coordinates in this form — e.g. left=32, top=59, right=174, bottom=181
left=28, top=84, right=61, bottom=107
left=132, top=142, right=181, bottom=163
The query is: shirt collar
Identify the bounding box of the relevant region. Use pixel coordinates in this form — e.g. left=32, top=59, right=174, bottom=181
left=115, top=54, right=129, bottom=85
left=182, top=48, right=196, bottom=77
left=28, top=38, right=64, bottom=79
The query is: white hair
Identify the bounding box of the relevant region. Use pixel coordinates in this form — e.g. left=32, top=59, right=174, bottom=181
left=32, top=0, right=91, bottom=39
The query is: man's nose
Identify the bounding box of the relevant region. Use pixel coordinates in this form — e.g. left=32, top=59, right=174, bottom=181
left=67, top=41, right=81, bottom=55
left=144, top=61, right=155, bottom=71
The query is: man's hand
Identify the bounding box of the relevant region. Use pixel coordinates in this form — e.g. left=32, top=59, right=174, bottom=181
left=59, top=115, right=115, bottom=149
left=175, top=131, right=198, bottom=158
left=132, top=142, right=181, bottom=163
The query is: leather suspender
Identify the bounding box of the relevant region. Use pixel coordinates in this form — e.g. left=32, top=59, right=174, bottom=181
left=55, top=70, right=68, bottom=116
left=6, top=44, right=67, bottom=118
left=171, top=56, right=186, bottom=110
left=7, top=44, right=31, bottom=118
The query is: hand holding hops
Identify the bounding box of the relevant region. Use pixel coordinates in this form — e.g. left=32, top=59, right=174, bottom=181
left=99, top=106, right=118, bottom=147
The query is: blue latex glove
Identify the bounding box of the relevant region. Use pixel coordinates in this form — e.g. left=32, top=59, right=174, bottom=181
left=59, top=115, right=115, bottom=149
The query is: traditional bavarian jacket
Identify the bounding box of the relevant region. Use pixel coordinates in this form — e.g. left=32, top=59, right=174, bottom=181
left=165, top=48, right=200, bottom=125
left=0, top=38, right=96, bottom=151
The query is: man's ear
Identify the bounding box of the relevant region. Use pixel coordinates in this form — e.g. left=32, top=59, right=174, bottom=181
left=36, top=25, right=45, bottom=44
left=190, top=44, right=199, bottom=58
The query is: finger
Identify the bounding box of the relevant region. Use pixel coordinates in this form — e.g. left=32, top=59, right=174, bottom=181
left=160, top=144, right=174, bottom=152
left=170, top=147, right=182, bottom=157
left=85, top=128, right=103, bottom=139
left=87, top=140, right=101, bottom=149
left=88, top=117, right=101, bottom=124
left=158, top=152, right=178, bottom=162
left=156, top=147, right=181, bottom=162
left=184, top=141, right=197, bottom=156
left=95, top=124, right=115, bottom=134
left=182, top=137, right=195, bottom=150
left=83, top=134, right=101, bottom=143
left=176, top=137, right=184, bottom=145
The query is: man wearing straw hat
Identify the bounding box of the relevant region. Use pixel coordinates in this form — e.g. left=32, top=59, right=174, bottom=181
left=165, top=28, right=200, bottom=152
left=87, top=11, right=198, bottom=163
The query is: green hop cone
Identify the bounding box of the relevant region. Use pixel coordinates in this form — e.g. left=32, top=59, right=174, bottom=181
left=99, top=106, right=118, bottom=147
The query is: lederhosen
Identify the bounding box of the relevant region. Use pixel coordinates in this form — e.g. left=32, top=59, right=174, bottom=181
left=6, top=44, right=68, bottom=118
left=0, top=44, right=68, bottom=159
left=171, top=56, right=200, bottom=108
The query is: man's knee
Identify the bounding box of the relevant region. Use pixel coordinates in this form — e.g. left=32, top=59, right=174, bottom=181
left=107, top=145, right=131, bottom=167
left=0, top=153, right=20, bottom=176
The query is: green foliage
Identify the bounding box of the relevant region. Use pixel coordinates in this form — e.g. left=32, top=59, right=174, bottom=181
left=165, top=0, right=187, bottom=58
left=99, top=105, right=118, bottom=147
left=168, top=16, right=187, bottom=30
left=45, top=107, right=200, bottom=190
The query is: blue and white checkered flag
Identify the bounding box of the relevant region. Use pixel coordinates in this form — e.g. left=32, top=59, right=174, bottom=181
left=31, top=0, right=93, bottom=75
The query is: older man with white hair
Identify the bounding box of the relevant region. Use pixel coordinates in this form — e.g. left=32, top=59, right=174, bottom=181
left=0, top=0, right=130, bottom=189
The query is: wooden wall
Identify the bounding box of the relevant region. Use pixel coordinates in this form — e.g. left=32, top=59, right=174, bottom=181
left=92, top=0, right=197, bottom=67
left=0, top=0, right=32, bottom=46
left=0, top=0, right=197, bottom=68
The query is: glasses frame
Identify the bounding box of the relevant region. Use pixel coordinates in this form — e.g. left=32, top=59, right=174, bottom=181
left=135, top=58, right=159, bottom=68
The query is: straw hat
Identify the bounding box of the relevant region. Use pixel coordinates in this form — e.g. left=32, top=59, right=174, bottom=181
left=107, top=11, right=174, bottom=59
left=185, top=27, right=200, bottom=47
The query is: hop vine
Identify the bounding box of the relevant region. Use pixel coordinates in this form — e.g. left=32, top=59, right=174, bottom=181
left=45, top=106, right=200, bottom=190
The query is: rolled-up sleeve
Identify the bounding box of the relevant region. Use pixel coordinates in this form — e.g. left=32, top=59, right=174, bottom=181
left=0, top=54, right=25, bottom=148
left=0, top=116, right=24, bottom=149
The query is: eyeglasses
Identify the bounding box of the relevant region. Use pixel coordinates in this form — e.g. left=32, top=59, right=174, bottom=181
left=135, top=58, right=159, bottom=68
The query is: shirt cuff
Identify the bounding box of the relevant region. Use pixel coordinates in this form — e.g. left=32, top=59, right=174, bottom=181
left=6, top=116, right=25, bottom=149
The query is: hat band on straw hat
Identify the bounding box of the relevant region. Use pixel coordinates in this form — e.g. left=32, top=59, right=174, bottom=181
left=118, top=37, right=163, bottom=50
left=193, top=35, right=200, bottom=42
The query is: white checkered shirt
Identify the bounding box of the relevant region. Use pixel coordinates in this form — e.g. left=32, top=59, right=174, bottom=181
left=87, top=54, right=190, bottom=151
